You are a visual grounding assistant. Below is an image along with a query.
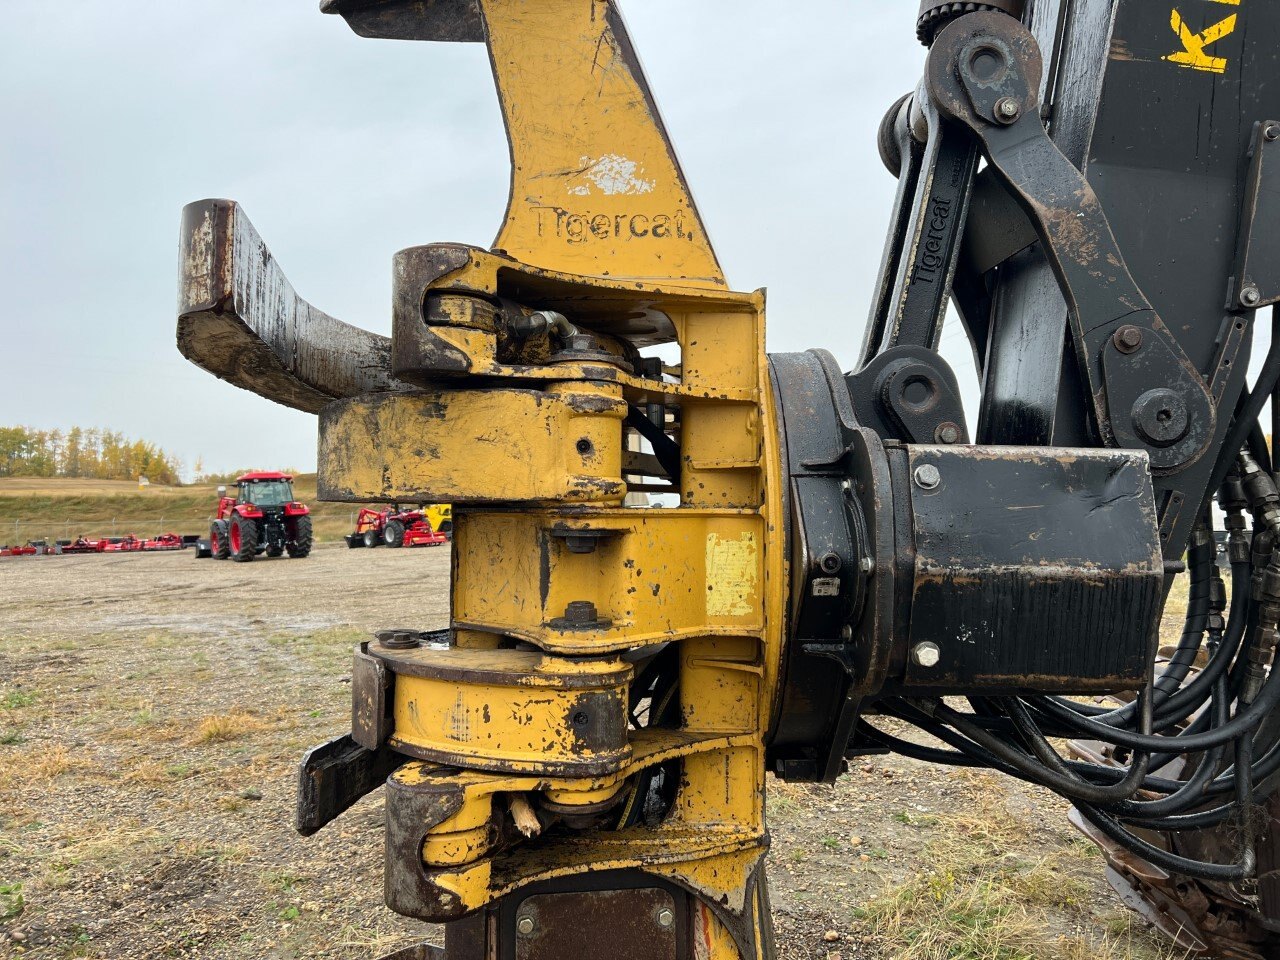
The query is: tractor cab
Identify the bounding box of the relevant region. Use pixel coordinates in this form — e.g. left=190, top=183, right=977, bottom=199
left=238, top=475, right=295, bottom=507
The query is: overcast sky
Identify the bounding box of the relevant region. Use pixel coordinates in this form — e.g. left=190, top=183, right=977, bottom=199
left=1, top=1, right=957, bottom=476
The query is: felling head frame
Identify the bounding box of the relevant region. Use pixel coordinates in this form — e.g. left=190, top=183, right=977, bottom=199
left=179, top=1, right=1280, bottom=956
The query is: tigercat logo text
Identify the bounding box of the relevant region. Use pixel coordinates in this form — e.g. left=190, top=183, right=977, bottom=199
left=1165, top=0, right=1241, bottom=75
left=912, top=197, right=954, bottom=285
left=531, top=205, right=697, bottom=245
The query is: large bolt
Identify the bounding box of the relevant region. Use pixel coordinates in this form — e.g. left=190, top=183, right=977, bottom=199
left=914, top=464, right=942, bottom=490
left=563, top=600, right=599, bottom=624
left=1265, top=123, right=1280, bottom=143
left=912, top=642, right=942, bottom=669
left=1112, top=325, right=1143, bottom=354
left=656, top=908, right=675, bottom=929
left=516, top=915, right=536, bottom=936
left=1241, top=285, right=1262, bottom=309
left=935, top=422, right=961, bottom=445
left=995, top=97, right=1021, bottom=123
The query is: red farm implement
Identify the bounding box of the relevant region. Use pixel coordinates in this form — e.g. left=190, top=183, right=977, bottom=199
left=346, top=505, right=451, bottom=549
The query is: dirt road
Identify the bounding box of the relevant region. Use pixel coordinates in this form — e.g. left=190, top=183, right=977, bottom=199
left=0, top=547, right=1177, bottom=959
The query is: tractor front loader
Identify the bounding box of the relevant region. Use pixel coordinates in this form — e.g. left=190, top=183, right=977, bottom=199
left=177, top=1, right=1280, bottom=956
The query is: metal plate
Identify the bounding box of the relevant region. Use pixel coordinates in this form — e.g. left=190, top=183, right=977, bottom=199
left=513, top=888, right=678, bottom=960
left=904, top=445, right=1163, bottom=692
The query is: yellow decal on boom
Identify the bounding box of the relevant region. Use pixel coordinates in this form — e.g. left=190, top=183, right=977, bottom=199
left=1165, top=1, right=1240, bottom=75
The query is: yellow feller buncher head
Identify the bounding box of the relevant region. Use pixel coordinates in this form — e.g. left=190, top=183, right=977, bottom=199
left=178, top=0, right=1280, bottom=956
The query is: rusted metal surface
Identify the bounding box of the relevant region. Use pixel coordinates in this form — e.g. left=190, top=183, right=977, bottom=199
left=177, top=199, right=408, bottom=413
left=322, top=0, right=484, bottom=42
left=513, top=887, right=680, bottom=960
left=295, top=734, right=404, bottom=836
left=352, top=643, right=393, bottom=751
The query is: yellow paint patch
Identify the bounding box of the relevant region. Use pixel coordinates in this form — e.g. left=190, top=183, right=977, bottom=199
left=705, top=533, right=758, bottom=618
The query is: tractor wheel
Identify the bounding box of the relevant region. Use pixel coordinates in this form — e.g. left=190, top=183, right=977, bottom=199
left=230, top=514, right=259, bottom=562
left=363, top=528, right=380, bottom=549
left=384, top=519, right=406, bottom=548
left=266, top=545, right=284, bottom=558
left=210, top=520, right=230, bottom=560
left=288, top=516, right=313, bottom=558
left=438, top=520, right=453, bottom=539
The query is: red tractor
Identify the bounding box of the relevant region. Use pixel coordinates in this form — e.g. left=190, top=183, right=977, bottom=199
left=207, top=472, right=313, bottom=562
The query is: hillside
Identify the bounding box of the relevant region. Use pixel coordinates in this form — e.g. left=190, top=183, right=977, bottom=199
left=0, top=475, right=362, bottom=544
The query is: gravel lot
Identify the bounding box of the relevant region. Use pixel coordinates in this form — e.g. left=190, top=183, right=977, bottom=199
left=0, top=546, right=1179, bottom=959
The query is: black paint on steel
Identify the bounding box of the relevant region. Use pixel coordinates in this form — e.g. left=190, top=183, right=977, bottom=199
left=1233, top=122, right=1280, bottom=311
left=895, top=446, right=1164, bottom=694
left=845, top=346, right=970, bottom=445
left=295, top=734, right=404, bottom=836
left=927, top=14, right=1217, bottom=480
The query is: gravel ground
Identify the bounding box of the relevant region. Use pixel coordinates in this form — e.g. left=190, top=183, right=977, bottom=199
left=0, top=546, right=1179, bottom=959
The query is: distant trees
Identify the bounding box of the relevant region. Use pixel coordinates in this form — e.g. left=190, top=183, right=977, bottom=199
left=0, top=426, right=182, bottom=485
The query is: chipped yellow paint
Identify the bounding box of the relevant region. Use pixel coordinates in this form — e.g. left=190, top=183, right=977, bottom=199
left=705, top=533, right=759, bottom=618
left=479, top=0, right=725, bottom=286
left=1165, top=4, right=1239, bottom=74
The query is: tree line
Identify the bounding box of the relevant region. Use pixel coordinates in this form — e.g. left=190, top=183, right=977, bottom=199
left=0, top=426, right=183, bottom=486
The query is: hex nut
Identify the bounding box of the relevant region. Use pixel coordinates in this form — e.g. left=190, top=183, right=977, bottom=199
left=912, top=642, right=942, bottom=668
left=657, top=908, right=675, bottom=929
left=516, top=915, right=536, bottom=936
left=1241, top=285, right=1262, bottom=308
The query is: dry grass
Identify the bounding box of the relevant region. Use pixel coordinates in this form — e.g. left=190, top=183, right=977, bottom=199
left=853, top=773, right=1182, bottom=960
left=193, top=711, right=270, bottom=744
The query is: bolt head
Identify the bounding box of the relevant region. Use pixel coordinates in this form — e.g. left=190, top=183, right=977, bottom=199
left=1241, top=285, right=1262, bottom=308
left=1113, top=325, right=1143, bottom=353
left=995, top=97, right=1021, bottom=122
left=935, top=422, right=961, bottom=445
left=1265, top=123, right=1280, bottom=142
left=657, top=908, right=675, bottom=929
left=859, top=556, right=876, bottom=575
left=841, top=624, right=854, bottom=641
left=912, top=642, right=942, bottom=669
left=914, top=464, right=942, bottom=490
left=516, top=915, right=536, bottom=936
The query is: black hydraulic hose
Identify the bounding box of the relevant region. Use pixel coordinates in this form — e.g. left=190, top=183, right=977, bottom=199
left=1148, top=561, right=1252, bottom=726
left=1076, top=802, right=1254, bottom=881
left=1001, top=694, right=1157, bottom=805
left=856, top=720, right=986, bottom=768
left=1103, top=673, right=1229, bottom=819
left=1032, top=652, right=1280, bottom=753
left=1202, top=343, right=1280, bottom=522
left=925, top=696, right=1155, bottom=804
left=884, top=698, right=1218, bottom=796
